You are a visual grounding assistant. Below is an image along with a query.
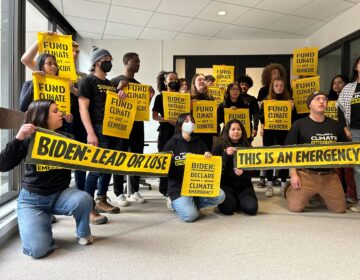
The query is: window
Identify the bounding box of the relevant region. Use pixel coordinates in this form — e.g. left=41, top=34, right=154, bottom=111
left=318, top=48, right=341, bottom=94
left=349, top=38, right=360, bottom=79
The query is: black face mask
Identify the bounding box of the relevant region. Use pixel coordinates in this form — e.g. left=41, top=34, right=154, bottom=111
left=100, top=61, right=112, bottom=73
left=168, top=81, right=180, bottom=91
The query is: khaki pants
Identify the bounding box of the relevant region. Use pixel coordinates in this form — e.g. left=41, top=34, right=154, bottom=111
left=286, top=170, right=346, bottom=213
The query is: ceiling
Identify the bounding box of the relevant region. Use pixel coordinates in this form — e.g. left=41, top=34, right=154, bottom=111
left=49, top=0, right=360, bottom=40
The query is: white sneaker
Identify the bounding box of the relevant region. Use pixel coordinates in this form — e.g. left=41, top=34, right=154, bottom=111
left=78, top=235, right=94, bottom=246
left=128, top=192, right=146, bottom=203
left=117, top=194, right=129, bottom=207
left=350, top=203, right=360, bottom=212
left=166, top=196, right=174, bottom=211
left=74, top=233, right=94, bottom=245
left=265, top=184, right=273, bottom=197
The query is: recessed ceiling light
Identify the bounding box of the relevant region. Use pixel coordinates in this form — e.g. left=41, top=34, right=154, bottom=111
left=217, top=10, right=227, bottom=16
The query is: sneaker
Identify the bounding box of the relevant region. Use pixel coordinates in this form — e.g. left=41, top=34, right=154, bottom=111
left=117, top=194, right=129, bottom=207
left=78, top=235, right=94, bottom=246
left=128, top=192, right=146, bottom=203
left=166, top=196, right=174, bottom=211
left=272, top=178, right=281, bottom=187
left=350, top=203, right=360, bottom=212
left=256, top=177, right=266, bottom=188
left=265, top=186, right=273, bottom=197
left=90, top=209, right=108, bottom=225
left=96, top=196, right=120, bottom=214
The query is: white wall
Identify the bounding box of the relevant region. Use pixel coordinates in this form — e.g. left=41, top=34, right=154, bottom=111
left=306, top=3, right=360, bottom=48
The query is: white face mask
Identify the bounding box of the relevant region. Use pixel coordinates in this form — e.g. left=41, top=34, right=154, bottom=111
left=182, top=121, right=194, bottom=134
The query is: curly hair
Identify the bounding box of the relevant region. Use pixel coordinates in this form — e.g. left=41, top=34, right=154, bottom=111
left=261, top=63, right=287, bottom=86
left=156, top=71, right=178, bottom=92
left=237, top=75, right=253, bottom=88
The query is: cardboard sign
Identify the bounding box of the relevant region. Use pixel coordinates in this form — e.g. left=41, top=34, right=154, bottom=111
left=162, top=91, right=191, bottom=121
left=325, top=101, right=338, bottom=121
left=37, top=32, right=77, bottom=81
left=234, top=142, right=360, bottom=170
left=263, top=100, right=292, bottom=130
left=102, top=91, right=137, bottom=139
left=224, top=108, right=251, bottom=136
left=208, top=86, right=225, bottom=106
left=181, top=154, right=222, bottom=197
left=292, top=47, right=319, bottom=76
left=27, top=128, right=172, bottom=176
left=193, top=100, right=217, bottom=133
left=292, top=76, right=320, bottom=114
left=32, top=73, right=71, bottom=115
left=213, top=65, right=235, bottom=88
left=123, top=83, right=150, bottom=121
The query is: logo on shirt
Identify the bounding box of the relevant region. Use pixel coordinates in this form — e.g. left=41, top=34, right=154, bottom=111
left=97, top=84, right=116, bottom=94
left=351, top=92, right=360, bottom=105
left=36, top=165, right=63, bottom=172
left=310, top=133, right=337, bottom=144
left=175, top=152, right=189, bottom=166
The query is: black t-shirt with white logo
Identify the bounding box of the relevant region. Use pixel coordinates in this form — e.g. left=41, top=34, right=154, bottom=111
left=78, top=74, right=117, bottom=125
left=350, top=83, right=360, bottom=129
left=285, top=116, right=347, bottom=146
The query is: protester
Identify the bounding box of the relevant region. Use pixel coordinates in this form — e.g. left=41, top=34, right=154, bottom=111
left=204, top=75, right=215, bottom=87
left=284, top=91, right=347, bottom=213
left=163, top=113, right=225, bottom=222
left=259, top=77, right=294, bottom=197
left=190, top=73, right=216, bottom=151
left=0, top=100, right=93, bottom=259
left=179, top=78, right=189, bottom=93
left=338, top=56, right=360, bottom=211
left=78, top=46, right=121, bottom=224
left=213, top=119, right=258, bottom=215
left=111, top=52, right=155, bottom=206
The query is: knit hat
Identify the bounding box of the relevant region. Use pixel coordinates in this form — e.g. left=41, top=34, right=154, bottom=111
left=306, top=91, right=327, bottom=108
left=90, top=46, right=111, bottom=65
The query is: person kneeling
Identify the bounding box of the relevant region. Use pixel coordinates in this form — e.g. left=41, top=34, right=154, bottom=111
left=213, top=120, right=258, bottom=215
left=163, top=113, right=225, bottom=222
left=284, top=91, right=346, bottom=213
left=0, top=100, right=93, bottom=259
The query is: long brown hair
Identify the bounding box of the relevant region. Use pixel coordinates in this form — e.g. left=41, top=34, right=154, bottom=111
left=267, top=77, right=290, bottom=100
left=190, top=73, right=211, bottom=100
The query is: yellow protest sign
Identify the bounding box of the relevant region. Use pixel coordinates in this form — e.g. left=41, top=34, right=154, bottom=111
left=224, top=108, right=251, bottom=136
left=32, top=73, right=71, bottom=115
left=263, top=100, right=292, bottom=130
left=162, top=91, right=191, bottom=121
left=123, top=83, right=150, bottom=121
left=193, top=100, right=217, bottom=133
left=235, top=142, right=360, bottom=170
left=213, top=65, right=235, bottom=88
left=208, top=86, right=225, bottom=106
left=102, top=91, right=137, bottom=139
left=325, top=100, right=338, bottom=121
left=37, top=32, right=77, bottom=81
left=292, top=47, right=318, bottom=76
left=27, top=128, right=171, bottom=176
left=292, top=76, right=320, bottom=114
left=181, top=154, right=222, bottom=197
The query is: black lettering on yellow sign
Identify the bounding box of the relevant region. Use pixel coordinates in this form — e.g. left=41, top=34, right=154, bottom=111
left=27, top=128, right=171, bottom=176
left=235, top=143, right=360, bottom=170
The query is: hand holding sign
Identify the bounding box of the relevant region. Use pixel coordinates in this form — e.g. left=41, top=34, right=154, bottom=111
left=16, top=124, right=37, bottom=141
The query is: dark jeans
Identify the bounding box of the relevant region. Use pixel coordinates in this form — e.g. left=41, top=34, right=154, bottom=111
left=72, top=115, right=87, bottom=191
left=263, top=129, right=289, bottom=182
left=85, top=124, right=123, bottom=197
left=113, top=121, right=144, bottom=196
left=158, top=125, right=175, bottom=196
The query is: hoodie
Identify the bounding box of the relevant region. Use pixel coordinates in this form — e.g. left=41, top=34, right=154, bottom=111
left=163, top=133, right=208, bottom=200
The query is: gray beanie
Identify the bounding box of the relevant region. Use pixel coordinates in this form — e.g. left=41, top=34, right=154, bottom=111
left=306, top=91, right=327, bottom=108
left=90, top=46, right=111, bottom=65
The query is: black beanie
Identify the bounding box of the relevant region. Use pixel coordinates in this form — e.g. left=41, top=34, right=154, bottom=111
left=306, top=91, right=327, bottom=108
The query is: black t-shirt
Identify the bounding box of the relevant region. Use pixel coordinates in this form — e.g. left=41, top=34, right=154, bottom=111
left=78, top=74, right=117, bottom=125
left=257, top=86, right=269, bottom=102
left=111, top=74, right=139, bottom=87
left=285, top=116, right=347, bottom=146
left=152, top=93, right=174, bottom=131
left=350, top=83, right=360, bottom=129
